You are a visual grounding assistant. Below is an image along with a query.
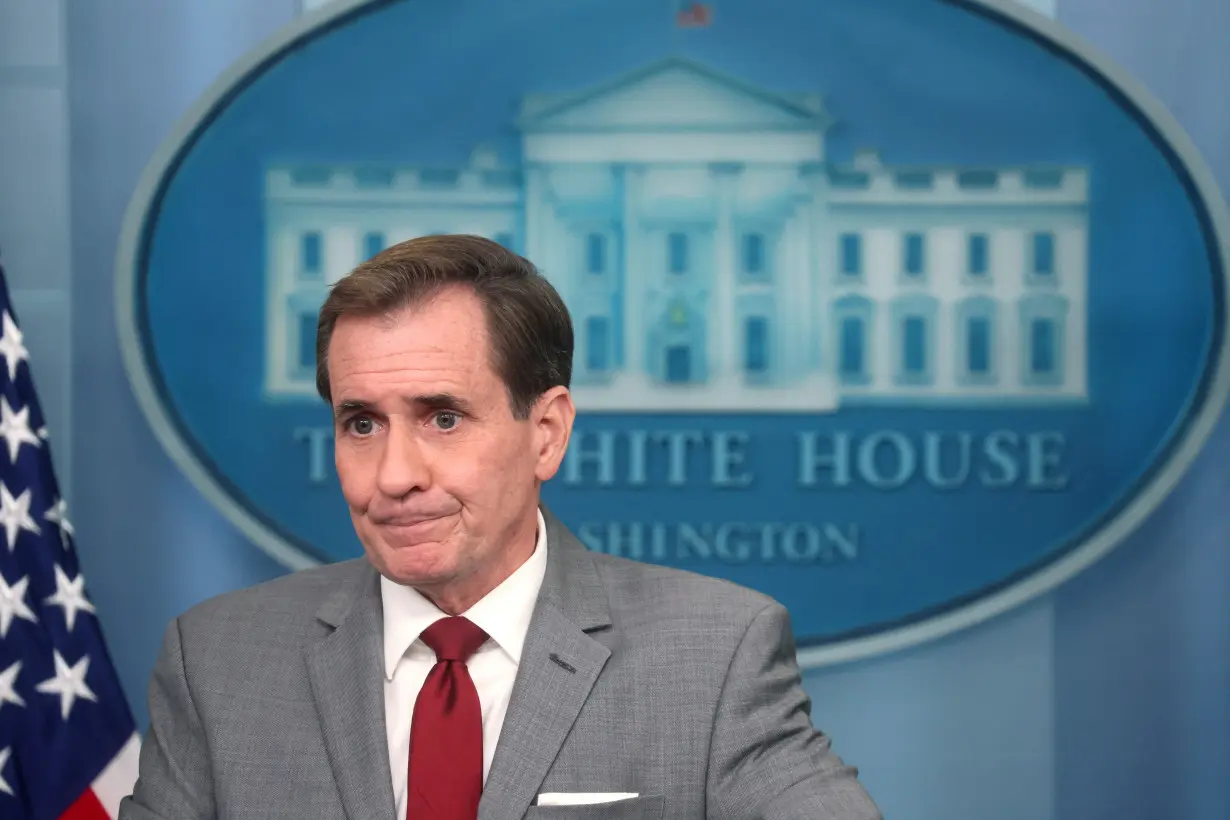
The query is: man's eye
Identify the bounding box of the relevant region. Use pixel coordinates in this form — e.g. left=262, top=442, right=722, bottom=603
left=349, top=417, right=376, bottom=436
left=434, top=412, right=460, bottom=431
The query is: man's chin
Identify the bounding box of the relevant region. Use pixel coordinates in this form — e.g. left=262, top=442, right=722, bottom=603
left=367, top=542, right=456, bottom=587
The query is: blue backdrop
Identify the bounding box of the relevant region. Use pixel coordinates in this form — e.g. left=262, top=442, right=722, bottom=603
left=130, top=0, right=1222, bottom=656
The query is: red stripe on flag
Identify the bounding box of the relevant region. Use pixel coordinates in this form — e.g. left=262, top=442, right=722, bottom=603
left=60, top=789, right=112, bottom=820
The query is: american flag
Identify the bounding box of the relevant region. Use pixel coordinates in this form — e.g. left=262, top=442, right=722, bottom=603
left=0, top=261, right=139, bottom=819
left=676, top=1, right=713, bottom=27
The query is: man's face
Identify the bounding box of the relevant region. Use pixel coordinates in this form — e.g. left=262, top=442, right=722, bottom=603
left=327, top=286, right=573, bottom=609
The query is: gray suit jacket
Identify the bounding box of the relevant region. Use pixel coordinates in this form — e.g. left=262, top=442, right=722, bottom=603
left=120, top=508, right=881, bottom=820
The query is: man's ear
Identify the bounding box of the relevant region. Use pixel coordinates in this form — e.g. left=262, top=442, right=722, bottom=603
left=532, top=386, right=576, bottom=482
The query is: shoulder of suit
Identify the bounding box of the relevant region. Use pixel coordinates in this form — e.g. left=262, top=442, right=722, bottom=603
left=586, top=550, right=782, bottom=625
left=175, top=558, right=369, bottom=629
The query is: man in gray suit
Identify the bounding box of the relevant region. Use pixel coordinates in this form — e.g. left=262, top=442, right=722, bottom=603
left=121, top=235, right=881, bottom=820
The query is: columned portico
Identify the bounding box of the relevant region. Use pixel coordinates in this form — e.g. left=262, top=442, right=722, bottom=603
left=263, top=57, right=1089, bottom=412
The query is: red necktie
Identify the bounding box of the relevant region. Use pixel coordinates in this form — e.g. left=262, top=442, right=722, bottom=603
left=407, top=616, right=489, bottom=820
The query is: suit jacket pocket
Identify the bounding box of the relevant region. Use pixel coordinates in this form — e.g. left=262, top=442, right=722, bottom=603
left=524, top=795, right=664, bottom=820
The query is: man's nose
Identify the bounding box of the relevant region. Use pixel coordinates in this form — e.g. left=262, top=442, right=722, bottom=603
left=375, top=423, right=430, bottom=498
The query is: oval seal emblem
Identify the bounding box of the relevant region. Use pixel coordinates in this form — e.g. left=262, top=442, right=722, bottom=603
left=117, top=0, right=1230, bottom=665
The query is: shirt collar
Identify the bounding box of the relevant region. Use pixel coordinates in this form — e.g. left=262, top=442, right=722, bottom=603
left=380, top=508, right=549, bottom=680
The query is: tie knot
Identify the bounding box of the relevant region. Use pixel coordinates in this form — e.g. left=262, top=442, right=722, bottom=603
left=420, top=616, right=488, bottom=662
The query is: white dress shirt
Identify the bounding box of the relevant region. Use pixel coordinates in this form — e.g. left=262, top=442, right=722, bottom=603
left=381, top=510, right=548, bottom=818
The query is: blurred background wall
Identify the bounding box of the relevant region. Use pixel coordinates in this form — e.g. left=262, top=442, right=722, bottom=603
left=0, top=0, right=1226, bottom=817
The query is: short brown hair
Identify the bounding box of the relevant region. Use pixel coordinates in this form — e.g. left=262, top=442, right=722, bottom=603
left=315, top=234, right=573, bottom=419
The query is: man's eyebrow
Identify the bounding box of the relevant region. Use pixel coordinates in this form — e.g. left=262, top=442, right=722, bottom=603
left=412, top=393, right=476, bottom=415
left=332, top=394, right=476, bottom=416
left=333, top=399, right=370, bottom=417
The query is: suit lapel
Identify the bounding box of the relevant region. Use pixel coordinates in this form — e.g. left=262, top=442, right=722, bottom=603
left=478, top=507, right=613, bottom=820
left=306, top=562, right=397, bottom=820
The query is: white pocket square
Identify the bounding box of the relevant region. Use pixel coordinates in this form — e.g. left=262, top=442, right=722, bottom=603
left=536, top=792, right=639, bottom=806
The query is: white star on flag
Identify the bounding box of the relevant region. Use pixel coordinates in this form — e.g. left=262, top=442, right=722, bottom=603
left=0, top=747, right=12, bottom=797
left=0, top=397, right=39, bottom=463
left=0, top=573, right=37, bottom=637
left=0, top=312, right=28, bottom=382
left=35, top=650, right=97, bottom=721
left=0, top=661, right=24, bottom=713
left=44, top=497, right=75, bottom=548
left=0, top=482, right=39, bottom=551
left=45, top=564, right=95, bottom=632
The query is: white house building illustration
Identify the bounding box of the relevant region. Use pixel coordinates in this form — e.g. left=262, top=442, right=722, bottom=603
left=263, top=57, right=1088, bottom=411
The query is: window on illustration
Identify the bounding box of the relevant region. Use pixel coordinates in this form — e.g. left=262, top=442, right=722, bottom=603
left=840, top=234, right=862, bottom=277
left=587, top=233, right=606, bottom=274
left=904, top=233, right=925, bottom=277
left=745, top=317, right=769, bottom=373
left=902, top=316, right=927, bottom=373
left=840, top=316, right=865, bottom=377
left=967, top=316, right=991, bottom=374
left=363, top=231, right=385, bottom=260
left=586, top=316, right=609, bottom=371
left=743, top=233, right=765, bottom=274
left=1030, top=318, right=1056, bottom=374
left=298, top=312, right=317, bottom=372
left=301, top=231, right=323, bottom=276
left=968, top=234, right=989, bottom=277
left=666, top=346, right=691, bottom=383
left=669, top=232, right=689, bottom=274
left=1032, top=232, right=1055, bottom=276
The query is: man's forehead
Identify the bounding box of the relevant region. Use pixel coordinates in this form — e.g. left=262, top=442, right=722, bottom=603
left=329, top=328, right=494, bottom=400
left=329, top=350, right=478, bottom=390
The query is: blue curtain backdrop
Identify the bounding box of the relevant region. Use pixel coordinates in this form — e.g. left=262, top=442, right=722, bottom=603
left=0, top=0, right=1225, bottom=817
